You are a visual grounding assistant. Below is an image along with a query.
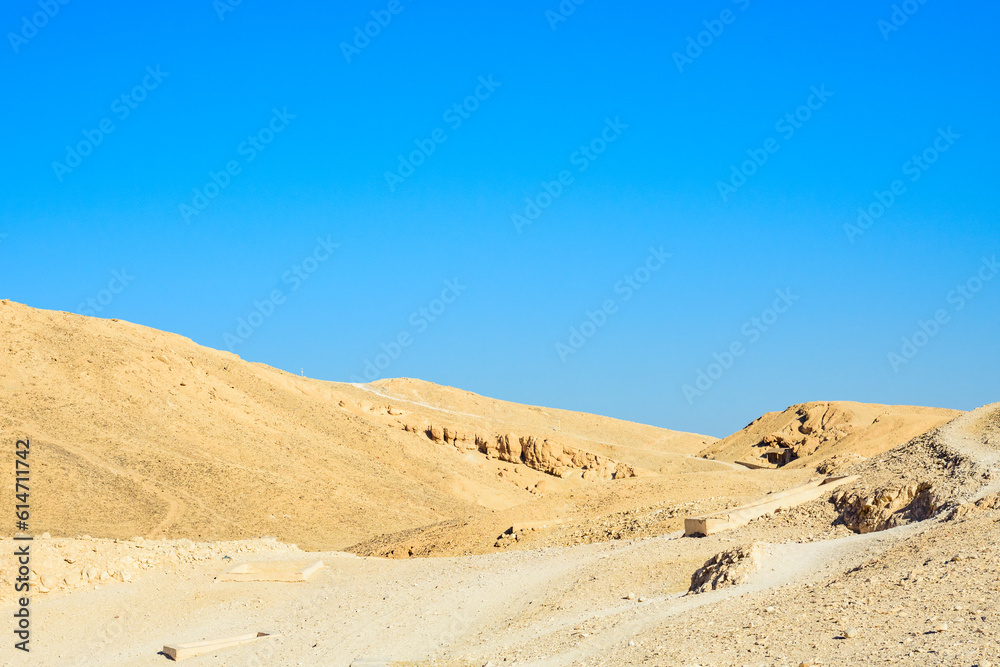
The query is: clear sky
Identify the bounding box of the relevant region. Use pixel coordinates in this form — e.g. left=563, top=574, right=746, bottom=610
left=2, top=0, right=997, bottom=437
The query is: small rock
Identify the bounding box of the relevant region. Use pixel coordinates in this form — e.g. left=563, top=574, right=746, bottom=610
left=626, top=592, right=636, bottom=600
left=934, top=622, right=948, bottom=632
left=843, top=627, right=858, bottom=638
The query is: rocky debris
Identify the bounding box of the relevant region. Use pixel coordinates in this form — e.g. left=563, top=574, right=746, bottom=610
left=357, top=402, right=403, bottom=416
left=565, top=498, right=743, bottom=546
left=494, top=527, right=521, bottom=548
left=625, top=490, right=1000, bottom=667
left=815, top=453, right=867, bottom=475
left=947, top=492, right=1000, bottom=520
left=754, top=494, right=852, bottom=543
left=828, top=425, right=985, bottom=533
left=689, top=542, right=763, bottom=594
left=530, top=479, right=550, bottom=495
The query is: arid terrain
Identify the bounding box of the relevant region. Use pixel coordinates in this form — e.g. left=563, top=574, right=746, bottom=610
left=1, top=300, right=996, bottom=666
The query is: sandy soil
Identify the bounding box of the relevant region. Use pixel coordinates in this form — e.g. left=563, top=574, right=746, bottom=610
left=3, top=404, right=997, bottom=666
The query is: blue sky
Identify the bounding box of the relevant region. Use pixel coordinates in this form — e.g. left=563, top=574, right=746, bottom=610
left=2, top=0, right=997, bottom=437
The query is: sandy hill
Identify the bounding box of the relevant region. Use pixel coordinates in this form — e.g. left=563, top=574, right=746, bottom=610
left=698, top=400, right=960, bottom=471
left=4, top=299, right=997, bottom=666
left=0, top=300, right=715, bottom=551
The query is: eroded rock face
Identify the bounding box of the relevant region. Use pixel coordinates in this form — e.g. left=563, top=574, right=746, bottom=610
left=754, top=404, right=857, bottom=466
left=498, top=433, right=522, bottom=462
left=832, top=482, right=940, bottom=533
left=689, top=543, right=763, bottom=594
left=516, top=435, right=635, bottom=480
left=410, top=422, right=637, bottom=480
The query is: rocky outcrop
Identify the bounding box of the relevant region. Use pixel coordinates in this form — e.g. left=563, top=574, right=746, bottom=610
left=832, top=482, right=941, bottom=533
left=498, top=435, right=635, bottom=480
left=497, top=433, right=522, bottom=462
left=947, top=492, right=1000, bottom=520
left=357, top=401, right=405, bottom=416
left=407, top=423, right=636, bottom=480
left=749, top=404, right=857, bottom=467
left=689, top=543, right=763, bottom=594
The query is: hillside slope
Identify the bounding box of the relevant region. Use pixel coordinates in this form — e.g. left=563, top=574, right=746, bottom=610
left=0, top=301, right=712, bottom=550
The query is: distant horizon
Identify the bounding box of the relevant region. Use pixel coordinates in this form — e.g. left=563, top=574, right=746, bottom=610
left=3, top=1, right=997, bottom=438
left=1, top=298, right=973, bottom=439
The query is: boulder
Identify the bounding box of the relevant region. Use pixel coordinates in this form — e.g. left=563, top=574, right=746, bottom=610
left=689, top=543, right=763, bottom=594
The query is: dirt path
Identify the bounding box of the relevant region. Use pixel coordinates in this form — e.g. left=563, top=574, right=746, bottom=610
left=519, top=523, right=926, bottom=666
left=936, top=403, right=1000, bottom=478
left=3, top=523, right=921, bottom=666
left=686, top=455, right=744, bottom=472
left=351, top=383, right=489, bottom=422
left=28, top=424, right=186, bottom=537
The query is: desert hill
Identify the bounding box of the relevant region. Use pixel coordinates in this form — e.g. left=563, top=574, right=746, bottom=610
left=0, top=300, right=716, bottom=551
left=698, top=400, right=959, bottom=471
